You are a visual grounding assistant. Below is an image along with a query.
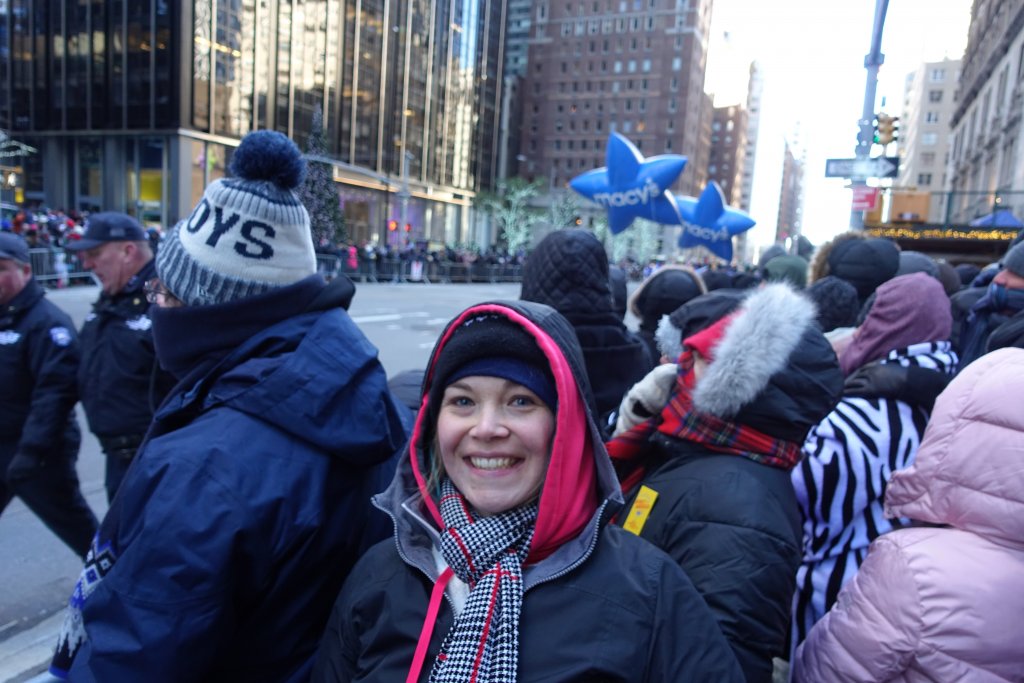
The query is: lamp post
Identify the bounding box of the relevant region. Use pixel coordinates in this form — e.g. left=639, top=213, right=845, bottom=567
left=851, top=0, right=889, bottom=230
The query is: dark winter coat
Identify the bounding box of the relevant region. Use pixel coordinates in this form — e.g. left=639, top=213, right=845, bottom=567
left=77, top=259, right=175, bottom=441
left=0, top=278, right=79, bottom=456
left=987, top=308, right=1024, bottom=351
left=621, top=436, right=802, bottom=681
left=520, top=229, right=654, bottom=428
left=55, top=276, right=409, bottom=683
left=314, top=300, right=744, bottom=683
left=615, top=284, right=844, bottom=683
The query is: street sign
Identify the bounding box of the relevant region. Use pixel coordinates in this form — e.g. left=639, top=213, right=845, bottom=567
left=851, top=186, right=880, bottom=212
left=825, top=156, right=899, bottom=180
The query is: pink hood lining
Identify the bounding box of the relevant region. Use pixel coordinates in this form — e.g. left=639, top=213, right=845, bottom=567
left=408, top=304, right=600, bottom=564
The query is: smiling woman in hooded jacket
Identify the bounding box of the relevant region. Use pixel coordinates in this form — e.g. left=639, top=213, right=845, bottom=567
left=312, top=300, right=743, bottom=683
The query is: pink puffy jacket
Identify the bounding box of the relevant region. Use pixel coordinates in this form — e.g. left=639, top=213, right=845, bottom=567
left=793, top=348, right=1024, bottom=683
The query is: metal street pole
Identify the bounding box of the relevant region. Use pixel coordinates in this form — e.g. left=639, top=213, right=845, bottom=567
left=851, top=0, right=889, bottom=230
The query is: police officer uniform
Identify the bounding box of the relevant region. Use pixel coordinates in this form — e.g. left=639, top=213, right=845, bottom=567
left=0, top=233, right=98, bottom=558
left=68, top=215, right=175, bottom=501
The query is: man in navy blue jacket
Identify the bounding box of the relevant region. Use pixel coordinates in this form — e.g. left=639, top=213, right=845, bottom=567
left=66, top=212, right=176, bottom=502
left=0, top=231, right=98, bottom=558
left=51, top=131, right=410, bottom=682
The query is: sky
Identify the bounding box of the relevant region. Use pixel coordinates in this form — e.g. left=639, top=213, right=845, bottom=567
left=704, top=0, right=973, bottom=256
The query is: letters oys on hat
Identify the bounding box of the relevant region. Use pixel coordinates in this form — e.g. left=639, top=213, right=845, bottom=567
left=156, top=130, right=316, bottom=306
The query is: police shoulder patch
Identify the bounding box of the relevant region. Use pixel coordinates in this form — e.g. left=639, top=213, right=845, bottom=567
left=49, top=326, right=73, bottom=347
left=0, top=330, right=21, bottom=345
left=125, top=315, right=152, bottom=332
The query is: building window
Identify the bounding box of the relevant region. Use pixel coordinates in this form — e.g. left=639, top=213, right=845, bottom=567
left=672, top=57, right=682, bottom=71
left=921, top=151, right=936, bottom=166
left=926, top=111, right=940, bottom=123
left=928, top=90, right=943, bottom=103
left=929, top=68, right=945, bottom=82
left=922, top=132, right=938, bottom=145
left=917, top=173, right=933, bottom=186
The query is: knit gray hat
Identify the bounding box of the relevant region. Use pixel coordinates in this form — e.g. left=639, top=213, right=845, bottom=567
left=156, top=130, right=316, bottom=306
left=1003, top=241, right=1024, bottom=278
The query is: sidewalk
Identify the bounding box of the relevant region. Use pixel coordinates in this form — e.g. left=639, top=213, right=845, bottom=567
left=0, top=613, right=62, bottom=683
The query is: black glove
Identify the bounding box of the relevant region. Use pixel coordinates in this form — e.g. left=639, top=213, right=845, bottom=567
left=844, top=362, right=909, bottom=399
left=6, top=451, right=45, bottom=484
left=845, top=362, right=950, bottom=412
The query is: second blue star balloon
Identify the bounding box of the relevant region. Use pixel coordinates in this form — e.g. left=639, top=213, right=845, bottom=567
left=675, top=183, right=756, bottom=261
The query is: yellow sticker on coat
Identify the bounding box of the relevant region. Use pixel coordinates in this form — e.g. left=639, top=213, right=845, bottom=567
left=622, top=485, right=659, bottom=535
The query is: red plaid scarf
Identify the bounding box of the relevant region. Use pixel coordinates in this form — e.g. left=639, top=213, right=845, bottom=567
left=607, top=350, right=803, bottom=493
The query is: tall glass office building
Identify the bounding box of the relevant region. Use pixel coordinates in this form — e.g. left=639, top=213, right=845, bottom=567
left=0, top=0, right=507, bottom=247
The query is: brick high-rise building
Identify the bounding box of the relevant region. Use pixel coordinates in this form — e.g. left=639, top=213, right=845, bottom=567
left=516, top=0, right=715, bottom=247
left=739, top=61, right=762, bottom=214
left=707, top=104, right=747, bottom=207
left=776, top=136, right=804, bottom=244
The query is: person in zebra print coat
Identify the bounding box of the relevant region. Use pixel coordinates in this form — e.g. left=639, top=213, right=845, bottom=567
left=793, top=348, right=1024, bottom=682
left=790, top=272, right=958, bottom=657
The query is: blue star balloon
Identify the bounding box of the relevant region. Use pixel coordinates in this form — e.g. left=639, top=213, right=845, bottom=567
left=569, top=132, right=687, bottom=234
left=673, top=182, right=756, bottom=261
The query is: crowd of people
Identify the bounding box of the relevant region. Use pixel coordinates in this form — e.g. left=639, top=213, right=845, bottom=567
left=1, top=128, right=1021, bottom=683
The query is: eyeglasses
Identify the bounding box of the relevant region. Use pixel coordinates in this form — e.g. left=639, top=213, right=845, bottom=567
left=144, top=278, right=172, bottom=305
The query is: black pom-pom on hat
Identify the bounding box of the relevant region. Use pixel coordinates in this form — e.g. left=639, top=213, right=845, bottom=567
left=229, top=130, right=306, bottom=190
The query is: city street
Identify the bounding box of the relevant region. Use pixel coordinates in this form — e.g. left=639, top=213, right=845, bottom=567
left=0, top=279, right=527, bottom=683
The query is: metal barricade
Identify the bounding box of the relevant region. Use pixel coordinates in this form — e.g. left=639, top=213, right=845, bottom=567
left=315, top=253, right=343, bottom=280
left=28, top=247, right=97, bottom=287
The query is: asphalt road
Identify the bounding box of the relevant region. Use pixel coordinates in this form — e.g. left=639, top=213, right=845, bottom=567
left=0, top=279, right=532, bottom=682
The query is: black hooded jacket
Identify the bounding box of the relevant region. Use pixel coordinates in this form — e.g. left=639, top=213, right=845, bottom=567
left=313, top=300, right=743, bottom=683
left=520, top=230, right=654, bottom=430
left=615, top=285, right=844, bottom=683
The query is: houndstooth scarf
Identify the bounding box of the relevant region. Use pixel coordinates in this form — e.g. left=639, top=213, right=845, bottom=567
left=429, top=478, right=538, bottom=683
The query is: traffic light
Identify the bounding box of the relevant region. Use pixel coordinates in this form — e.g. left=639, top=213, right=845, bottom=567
left=388, top=219, right=398, bottom=231
left=874, top=114, right=899, bottom=145
left=573, top=215, right=582, bottom=226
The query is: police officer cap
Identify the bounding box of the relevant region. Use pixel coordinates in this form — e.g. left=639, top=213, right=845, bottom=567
left=0, top=231, right=29, bottom=263
left=66, top=212, right=146, bottom=251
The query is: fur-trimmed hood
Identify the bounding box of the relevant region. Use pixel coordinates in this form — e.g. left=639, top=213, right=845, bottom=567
left=692, top=284, right=845, bottom=444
